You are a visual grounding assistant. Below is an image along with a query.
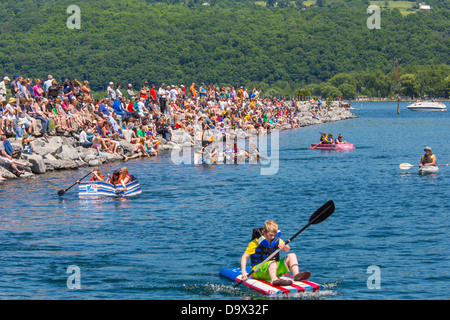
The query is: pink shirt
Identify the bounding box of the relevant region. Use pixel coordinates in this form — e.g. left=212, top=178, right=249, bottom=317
left=33, top=85, right=43, bottom=97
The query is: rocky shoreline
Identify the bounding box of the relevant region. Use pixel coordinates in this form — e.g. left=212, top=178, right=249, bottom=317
left=0, top=107, right=357, bottom=181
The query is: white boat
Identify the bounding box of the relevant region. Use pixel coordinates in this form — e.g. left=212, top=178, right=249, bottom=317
left=406, top=101, right=446, bottom=112
left=79, top=180, right=142, bottom=197
left=418, top=166, right=439, bottom=175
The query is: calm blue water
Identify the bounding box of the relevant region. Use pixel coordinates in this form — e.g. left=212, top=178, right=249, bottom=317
left=0, top=102, right=448, bottom=300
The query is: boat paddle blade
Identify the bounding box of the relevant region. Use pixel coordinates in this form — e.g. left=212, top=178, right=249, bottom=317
left=57, top=171, right=92, bottom=197
left=309, top=200, right=335, bottom=225
left=399, top=163, right=414, bottom=170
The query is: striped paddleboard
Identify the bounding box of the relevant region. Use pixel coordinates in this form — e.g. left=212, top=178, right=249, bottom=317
left=220, top=267, right=321, bottom=296
left=78, top=180, right=142, bottom=197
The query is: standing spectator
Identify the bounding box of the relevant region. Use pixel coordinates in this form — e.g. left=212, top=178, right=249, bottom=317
left=10, top=75, right=20, bottom=100
left=158, top=84, right=169, bottom=114
left=17, top=77, right=27, bottom=99
left=46, top=80, right=59, bottom=101
left=43, top=75, right=53, bottom=94
left=26, top=79, right=35, bottom=99
left=127, top=83, right=136, bottom=100
left=82, top=81, right=91, bottom=99
left=140, top=84, right=148, bottom=104
left=33, top=79, right=44, bottom=99
left=116, top=84, right=123, bottom=99
left=0, top=76, right=10, bottom=102
left=190, top=82, right=197, bottom=99
left=149, top=84, right=157, bottom=102
left=107, top=82, right=116, bottom=101
left=63, top=79, right=75, bottom=100
left=180, top=83, right=186, bottom=99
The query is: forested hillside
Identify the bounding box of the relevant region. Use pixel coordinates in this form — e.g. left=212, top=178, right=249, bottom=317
left=0, top=0, right=448, bottom=98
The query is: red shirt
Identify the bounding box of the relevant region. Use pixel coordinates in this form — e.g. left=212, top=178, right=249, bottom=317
left=150, top=88, right=157, bottom=100
left=127, top=102, right=135, bottom=113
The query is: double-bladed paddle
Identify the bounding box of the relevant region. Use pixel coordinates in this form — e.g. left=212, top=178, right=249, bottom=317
left=399, top=163, right=449, bottom=170
left=57, top=171, right=93, bottom=196
left=234, top=200, right=335, bottom=288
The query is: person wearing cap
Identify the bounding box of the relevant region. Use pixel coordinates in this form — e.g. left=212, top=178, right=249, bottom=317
left=107, top=82, right=116, bottom=101
left=237, top=86, right=244, bottom=98
left=0, top=77, right=10, bottom=102
left=3, top=98, right=17, bottom=135
left=419, top=147, right=436, bottom=167
left=63, top=79, right=75, bottom=100
left=180, top=83, right=186, bottom=99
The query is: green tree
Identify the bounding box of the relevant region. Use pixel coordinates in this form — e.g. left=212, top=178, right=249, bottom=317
left=338, top=83, right=358, bottom=100
left=400, top=74, right=420, bottom=98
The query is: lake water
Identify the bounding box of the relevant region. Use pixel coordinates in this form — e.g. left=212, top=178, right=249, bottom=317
left=0, top=102, right=448, bottom=300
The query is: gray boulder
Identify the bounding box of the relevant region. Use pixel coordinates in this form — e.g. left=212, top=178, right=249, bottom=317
left=27, top=154, right=46, bottom=174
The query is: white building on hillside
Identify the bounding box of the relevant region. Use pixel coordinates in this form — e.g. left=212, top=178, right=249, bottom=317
left=419, top=3, right=431, bottom=10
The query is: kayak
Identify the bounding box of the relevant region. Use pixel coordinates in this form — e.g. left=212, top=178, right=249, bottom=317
left=310, top=143, right=355, bottom=150
left=220, top=267, right=321, bottom=296
left=78, top=180, right=142, bottom=197
left=418, top=166, right=439, bottom=175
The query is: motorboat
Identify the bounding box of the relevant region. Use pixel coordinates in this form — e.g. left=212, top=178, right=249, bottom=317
left=406, top=101, right=446, bottom=112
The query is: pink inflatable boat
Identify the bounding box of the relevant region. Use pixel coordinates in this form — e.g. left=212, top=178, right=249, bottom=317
left=310, top=143, right=355, bottom=150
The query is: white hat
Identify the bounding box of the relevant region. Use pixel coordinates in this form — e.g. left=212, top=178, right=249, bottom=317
left=4, top=76, right=10, bottom=81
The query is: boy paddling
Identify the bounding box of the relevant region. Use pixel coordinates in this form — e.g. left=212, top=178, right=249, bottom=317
left=240, top=220, right=311, bottom=286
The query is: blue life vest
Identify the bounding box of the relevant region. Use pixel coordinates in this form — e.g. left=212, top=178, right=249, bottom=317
left=250, top=228, right=281, bottom=267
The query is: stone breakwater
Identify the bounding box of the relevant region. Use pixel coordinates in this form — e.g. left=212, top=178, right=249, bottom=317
left=0, top=107, right=357, bottom=180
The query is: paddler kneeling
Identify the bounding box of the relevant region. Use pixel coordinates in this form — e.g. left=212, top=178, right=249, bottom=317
left=240, top=220, right=310, bottom=287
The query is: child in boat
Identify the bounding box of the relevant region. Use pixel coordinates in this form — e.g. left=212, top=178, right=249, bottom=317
left=326, top=133, right=334, bottom=144
left=115, top=167, right=131, bottom=192
left=240, top=220, right=310, bottom=286
left=318, top=132, right=327, bottom=144
left=76, top=169, right=104, bottom=184
left=335, top=134, right=347, bottom=144
left=90, top=169, right=105, bottom=182
left=109, top=170, right=121, bottom=185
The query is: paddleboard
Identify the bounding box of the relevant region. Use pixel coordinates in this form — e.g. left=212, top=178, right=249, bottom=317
left=220, top=267, right=321, bottom=296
